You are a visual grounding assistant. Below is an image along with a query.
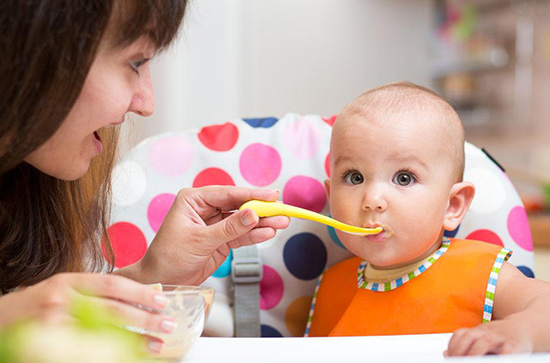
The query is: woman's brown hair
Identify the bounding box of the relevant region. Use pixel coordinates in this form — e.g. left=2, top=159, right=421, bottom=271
left=0, top=0, right=187, bottom=293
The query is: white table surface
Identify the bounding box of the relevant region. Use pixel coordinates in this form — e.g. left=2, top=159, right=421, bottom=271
left=182, top=334, right=550, bottom=363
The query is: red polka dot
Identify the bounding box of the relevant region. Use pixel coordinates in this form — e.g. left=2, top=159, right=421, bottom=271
left=466, top=229, right=504, bottom=247
left=325, top=153, right=330, bottom=177
left=322, top=114, right=337, bottom=127
left=198, top=122, right=239, bottom=151
left=104, top=222, right=148, bottom=268
left=193, top=168, right=235, bottom=187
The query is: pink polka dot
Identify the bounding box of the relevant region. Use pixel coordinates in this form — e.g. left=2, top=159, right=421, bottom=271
left=260, top=265, right=284, bottom=310
left=198, top=122, right=239, bottom=151
left=322, top=114, right=337, bottom=127
left=466, top=229, right=504, bottom=247
left=104, top=222, right=148, bottom=268
left=284, top=117, right=321, bottom=159
left=149, top=136, right=193, bottom=177
left=325, top=153, right=330, bottom=177
left=283, top=176, right=326, bottom=213
left=147, top=193, right=176, bottom=233
left=507, top=206, right=533, bottom=251
left=239, top=143, right=282, bottom=186
left=193, top=168, right=235, bottom=188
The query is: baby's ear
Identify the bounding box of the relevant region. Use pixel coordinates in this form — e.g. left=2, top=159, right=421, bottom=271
left=443, top=181, right=475, bottom=232
left=324, top=179, right=331, bottom=200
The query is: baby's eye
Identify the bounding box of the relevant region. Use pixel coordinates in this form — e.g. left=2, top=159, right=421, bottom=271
left=393, top=171, right=416, bottom=186
left=344, top=171, right=364, bottom=185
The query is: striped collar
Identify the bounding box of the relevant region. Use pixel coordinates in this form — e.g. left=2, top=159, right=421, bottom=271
left=357, top=237, right=451, bottom=292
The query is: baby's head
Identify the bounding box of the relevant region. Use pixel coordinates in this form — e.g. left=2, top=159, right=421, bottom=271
left=326, top=82, right=475, bottom=269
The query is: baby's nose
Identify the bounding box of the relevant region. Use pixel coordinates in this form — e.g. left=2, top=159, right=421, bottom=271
left=362, top=190, right=388, bottom=212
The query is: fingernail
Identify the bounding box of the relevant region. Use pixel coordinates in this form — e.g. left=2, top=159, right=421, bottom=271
left=241, top=210, right=257, bottom=226
left=161, top=319, right=177, bottom=333
left=154, top=294, right=169, bottom=308
left=148, top=340, right=163, bottom=353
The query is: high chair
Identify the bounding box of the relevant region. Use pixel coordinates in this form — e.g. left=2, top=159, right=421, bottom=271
left=109, top=114, right=535, bottom=338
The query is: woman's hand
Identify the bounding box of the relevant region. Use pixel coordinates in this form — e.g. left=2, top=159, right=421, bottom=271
left=0, top=273, right=175, bottom=353
left=126, top=186, right=290, bottom=286
left=445, top=320, right=533, bottom=356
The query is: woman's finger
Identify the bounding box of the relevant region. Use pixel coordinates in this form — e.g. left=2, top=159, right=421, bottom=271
left=179, top=186, right=280, bottom=212
left=256, top=215, right=290, bottom=229
left=202, top=209, right=260, bottom=245
left=144, top=334, right=165, bottom=355
left=66, top=273, right=169, bottom=311
left=85, top=295, right=176, bottom=334
left=211, top=213, right=289, bottom=231
left=227, top=227, right=277, bottom=248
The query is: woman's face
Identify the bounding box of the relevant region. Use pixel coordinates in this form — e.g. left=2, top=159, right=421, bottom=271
left=24, top=36, right=156, bottom=180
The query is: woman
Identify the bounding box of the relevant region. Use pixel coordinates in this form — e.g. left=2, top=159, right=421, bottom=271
left=0, top=0, right=288, bottom=353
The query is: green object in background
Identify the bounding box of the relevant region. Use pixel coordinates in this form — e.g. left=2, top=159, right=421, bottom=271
left=453, top=5, right=477, bottom=41
left=543, top=184, right=550, bottom=210
left=0, top=297, right=147, bottom=363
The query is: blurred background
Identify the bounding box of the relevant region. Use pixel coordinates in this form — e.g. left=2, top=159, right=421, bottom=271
left=122, top=0, right=550, bottom=279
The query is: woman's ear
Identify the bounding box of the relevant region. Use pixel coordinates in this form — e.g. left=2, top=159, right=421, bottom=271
left=443, top=181, right=475, bottom=232
left=324, top=179, right=331, bottom=200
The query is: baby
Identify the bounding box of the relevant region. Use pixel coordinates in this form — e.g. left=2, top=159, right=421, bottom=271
left=306, top=82, right=550, bottom=356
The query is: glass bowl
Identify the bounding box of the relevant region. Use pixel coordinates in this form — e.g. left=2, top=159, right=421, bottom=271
left=148, top=285, right=215, bottom=361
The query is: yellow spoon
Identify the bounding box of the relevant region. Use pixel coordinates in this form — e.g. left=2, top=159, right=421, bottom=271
left=239, top=200, right=382, bottom=236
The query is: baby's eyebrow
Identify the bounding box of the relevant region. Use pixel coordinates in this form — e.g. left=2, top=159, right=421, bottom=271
left=390, top=154, right=429, bottom=171
left=333, top=155, right=353, bottom=165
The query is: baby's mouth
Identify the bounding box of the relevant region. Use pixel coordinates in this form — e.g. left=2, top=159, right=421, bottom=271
left=365, top=224, right=394, bottom=238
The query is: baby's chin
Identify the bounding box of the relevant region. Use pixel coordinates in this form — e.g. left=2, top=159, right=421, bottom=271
left=353, top=249, right=414, bottom=269
left=367, top=259, right=413, bottom=270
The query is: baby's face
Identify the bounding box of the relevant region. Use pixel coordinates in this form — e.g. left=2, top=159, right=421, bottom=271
left=327, top=110, right=458, bottom=269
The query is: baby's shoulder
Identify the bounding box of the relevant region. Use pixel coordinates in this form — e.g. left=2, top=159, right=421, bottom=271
left=497, top=261, right=538, bottom=288
left=493, top=262, right=550, bottom=319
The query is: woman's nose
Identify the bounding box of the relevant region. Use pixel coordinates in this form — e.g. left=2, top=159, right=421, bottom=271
left=361, top=186, right=388, bottom=212
left=129, top=64, right=154, bottom=117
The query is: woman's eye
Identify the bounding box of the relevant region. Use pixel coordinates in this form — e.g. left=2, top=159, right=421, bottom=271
left=393, top=171, right=415, bottom=186
left=344, top=171, right=364, bottom=185
left=130, top=58, right=150, bottom=75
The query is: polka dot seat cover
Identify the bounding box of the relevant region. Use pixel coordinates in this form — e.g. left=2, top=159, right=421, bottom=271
left=109, top=114, right=534, bottom=338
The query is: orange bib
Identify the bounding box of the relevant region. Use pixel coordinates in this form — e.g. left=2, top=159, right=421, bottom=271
left=307, top=239, right=508, bottom=337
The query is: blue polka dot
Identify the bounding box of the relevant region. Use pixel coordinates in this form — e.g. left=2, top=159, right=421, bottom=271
left=444, top=224, right=460, bottom=238
left=327, top=224, right=346, bottom=249
left=517, top=265, right=535, bottom=278
left=212, top=249, right=233, bottom=278
left=243, top=117, right=279, bottom=128
left=283, top=233, right=327, bottom=280
left=261, top=324, right=283, bottom=337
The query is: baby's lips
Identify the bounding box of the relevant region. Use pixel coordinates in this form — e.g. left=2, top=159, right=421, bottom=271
left=364, top=222, right=382, bottom=230
left=365, top=223, right=393, bottom=237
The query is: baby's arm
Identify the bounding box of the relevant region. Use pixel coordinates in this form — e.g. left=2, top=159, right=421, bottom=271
left=446, top=262, right=550, bottom=356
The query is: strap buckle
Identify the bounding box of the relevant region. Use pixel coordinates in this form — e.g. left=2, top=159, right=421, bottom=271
left=231, top=256, right=263, bottom=284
